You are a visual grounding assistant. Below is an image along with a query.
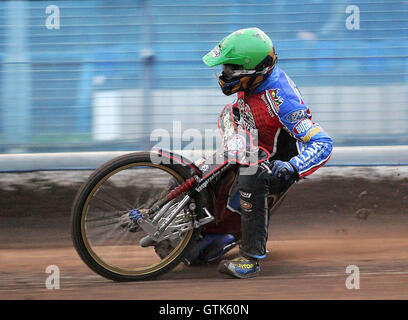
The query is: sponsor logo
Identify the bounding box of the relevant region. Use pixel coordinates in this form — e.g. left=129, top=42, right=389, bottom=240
left=195, top=170, right=220, bottom=192
left=292, top=142, right=330, bottom=170
left=240, top=199, right=253, bottom=211
left=268, top=89, right=283, bottom=111
left=239, top=190, right=252, bottom=198
left=195, top=164, right=230, bottom=192
left=226, top=134, right=246, bottom=155
left=211, top=46, right=221, bottom=58
left=222, top=110, right=235, bottom=138
left=293, top=118, right=313, bottom=135
left=237, top=98, right=257, bottom=131
left=261, top=93, right=276, bottom=118
left=302, top=126, right=322, bottom=142
left=285, top=109, right=306, bottom=123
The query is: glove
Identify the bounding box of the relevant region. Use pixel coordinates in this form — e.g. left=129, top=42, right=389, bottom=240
left=269, top=160, right=296, bottom=181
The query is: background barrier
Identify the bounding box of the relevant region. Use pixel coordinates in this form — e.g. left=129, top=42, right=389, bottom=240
left=0, top=0, right=407, bottom=166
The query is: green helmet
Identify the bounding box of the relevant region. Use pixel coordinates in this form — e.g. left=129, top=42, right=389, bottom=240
left=203, top=27, right=278, bottom=95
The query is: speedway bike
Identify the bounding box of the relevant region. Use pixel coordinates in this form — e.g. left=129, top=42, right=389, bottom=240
left=71, top=104, right=290, bottom=281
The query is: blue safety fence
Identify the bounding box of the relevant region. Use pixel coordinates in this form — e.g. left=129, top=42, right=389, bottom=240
left=0, top=0, right=407, bottom=155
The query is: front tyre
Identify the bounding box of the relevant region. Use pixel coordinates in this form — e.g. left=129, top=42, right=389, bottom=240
left=71, top=152, right=198, bottom=281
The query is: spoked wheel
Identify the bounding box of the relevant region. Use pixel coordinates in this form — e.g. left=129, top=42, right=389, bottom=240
left=71, top=152, right=198, bottom=281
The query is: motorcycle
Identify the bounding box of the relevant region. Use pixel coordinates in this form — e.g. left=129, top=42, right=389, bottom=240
left=71, top=104, right=292, bottom=281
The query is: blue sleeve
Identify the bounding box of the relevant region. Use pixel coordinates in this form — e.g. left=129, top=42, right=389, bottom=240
left=264, top=73, right=333, bottom=177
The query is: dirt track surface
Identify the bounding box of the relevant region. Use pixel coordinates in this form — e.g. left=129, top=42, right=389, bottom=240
left=0, top=166, right=407, bottom=300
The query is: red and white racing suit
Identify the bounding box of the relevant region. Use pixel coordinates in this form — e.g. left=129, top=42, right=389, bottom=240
left=211, top=65, right=333, bottom=259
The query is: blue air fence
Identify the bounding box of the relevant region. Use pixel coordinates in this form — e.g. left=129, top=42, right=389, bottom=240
left=0, top=0, right=407, bottom=162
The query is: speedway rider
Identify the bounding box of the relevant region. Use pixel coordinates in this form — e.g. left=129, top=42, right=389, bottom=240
left=186, top=27, right=333, bottom=279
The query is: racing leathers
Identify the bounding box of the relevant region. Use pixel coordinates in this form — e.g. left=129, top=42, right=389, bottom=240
left=232, top=65, right=333, bottom=259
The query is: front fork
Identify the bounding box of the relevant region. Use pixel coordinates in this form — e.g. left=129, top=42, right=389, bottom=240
left=133, top=176, right=214, bottom=242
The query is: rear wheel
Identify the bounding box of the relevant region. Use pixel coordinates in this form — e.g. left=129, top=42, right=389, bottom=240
left=71, top=152, right=199, bottom=281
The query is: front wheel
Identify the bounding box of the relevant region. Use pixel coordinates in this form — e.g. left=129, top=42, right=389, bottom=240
left=71, top=152, right=199, bottom=281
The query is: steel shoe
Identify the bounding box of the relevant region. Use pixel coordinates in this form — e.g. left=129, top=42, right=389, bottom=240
left=183, top=233, right=237, bottom=265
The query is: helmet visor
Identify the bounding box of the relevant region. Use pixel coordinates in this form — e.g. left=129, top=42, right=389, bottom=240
left=221, top=64, right=256, bottom=81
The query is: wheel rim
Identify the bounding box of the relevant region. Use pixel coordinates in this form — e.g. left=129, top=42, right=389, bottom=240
left=80, top=162, right=193, bottom=277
